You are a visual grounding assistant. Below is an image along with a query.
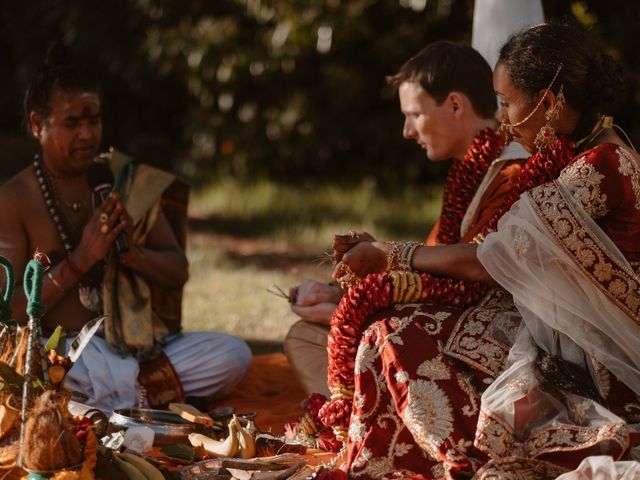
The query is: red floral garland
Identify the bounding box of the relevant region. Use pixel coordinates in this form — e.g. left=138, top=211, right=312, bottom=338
left=285, top=393, right=342, bottom=452
left=319, top=136, right=576, bottom=439
left=482, top=136, right=575, bottom=235
left=437, top=128, right=504, bottom=244
left=320, top=272, right=485, bottom=435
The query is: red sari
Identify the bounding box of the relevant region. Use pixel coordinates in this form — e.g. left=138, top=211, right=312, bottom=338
left=342, top=143, right=640, bottom=479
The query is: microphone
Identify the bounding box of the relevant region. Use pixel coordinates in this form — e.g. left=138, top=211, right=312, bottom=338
left=86, top=160, right=129, bottom=253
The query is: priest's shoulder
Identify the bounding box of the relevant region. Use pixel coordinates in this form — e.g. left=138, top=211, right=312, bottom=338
left=0, top=163, right=40, bottom=204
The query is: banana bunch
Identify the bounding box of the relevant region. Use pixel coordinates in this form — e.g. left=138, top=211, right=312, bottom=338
left=188, top=414, right=256, bottom=458
left=112, top=451, right=164, bottom=480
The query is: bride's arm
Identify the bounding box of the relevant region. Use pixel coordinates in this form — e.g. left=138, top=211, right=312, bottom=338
left=410, top=243, right=496, bottom=284
left=337, top=240, right=497, bottom=285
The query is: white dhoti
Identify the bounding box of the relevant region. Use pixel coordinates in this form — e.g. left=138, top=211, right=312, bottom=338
left=65, top=331, right=252, bottom=414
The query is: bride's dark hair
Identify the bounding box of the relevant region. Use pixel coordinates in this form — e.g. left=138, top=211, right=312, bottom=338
left=497, top=23, right=624, bottom=140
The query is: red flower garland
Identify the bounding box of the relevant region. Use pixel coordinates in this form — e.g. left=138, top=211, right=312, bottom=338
left=285, top=393, right=342, bottom=452
left=319, top=136, right=577, bottom=440
left=483, top=136, right=575, bottom=235
left=437, top=128, right=504, bottom=244
left=320, top=273, right=485, bottom=435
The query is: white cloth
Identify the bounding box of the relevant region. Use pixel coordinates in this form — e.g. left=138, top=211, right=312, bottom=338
left=472, top=0, right=544, bottom=70
left=65, top=331, right=251, bottom=414
left=556, top=456, right=640, bottom=480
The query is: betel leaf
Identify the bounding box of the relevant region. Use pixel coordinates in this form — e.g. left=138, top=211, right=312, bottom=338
left=44, top=325, right=67, bottom=356
left=0, top=361, right=25, bottom=396
left=160, top=443, right=194, bottom=461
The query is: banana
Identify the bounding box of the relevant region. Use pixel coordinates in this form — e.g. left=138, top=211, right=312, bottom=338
left=118, top=452, right=164, bottom=480
left=189, top=418, right=238, bottom=457
left=235, top=417, right=256, bottom=459
left=113, top=453, right=148, bottom=480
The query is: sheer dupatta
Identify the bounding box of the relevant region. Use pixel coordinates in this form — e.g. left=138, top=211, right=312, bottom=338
left=474, top=172, right=640, bottom=466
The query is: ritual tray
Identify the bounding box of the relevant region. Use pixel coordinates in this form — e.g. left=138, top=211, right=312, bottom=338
left=110, top=408, right=202, bottom=446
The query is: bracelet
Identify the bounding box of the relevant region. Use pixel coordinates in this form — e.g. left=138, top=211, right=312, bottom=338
left=47, top=271, right=65, bottom=293
left=386, top=241, right=402, bottom=272
left=400, top=242, right=421, bottom=271
left=65, top=254, right=84, bottom=279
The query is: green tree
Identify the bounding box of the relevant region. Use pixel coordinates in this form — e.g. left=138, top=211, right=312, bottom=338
left=0, top=0, right=637, bottom=187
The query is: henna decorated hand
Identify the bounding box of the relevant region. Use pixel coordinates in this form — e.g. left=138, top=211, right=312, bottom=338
left=333, top=241, right=390, bottom=282
left=332, top=231, right=376, bottom=263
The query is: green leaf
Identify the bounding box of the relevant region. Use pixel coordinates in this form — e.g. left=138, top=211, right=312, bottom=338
left=0, top=361, right=25, bottom=396
left=31, top=378, right=45, bottom=394
left=160, top=443, right=194, bottom=461
left=44, top=325, right=67, bottom=356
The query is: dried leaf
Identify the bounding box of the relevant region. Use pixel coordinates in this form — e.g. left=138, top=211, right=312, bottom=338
left=0, top=361, right=24, bottom=396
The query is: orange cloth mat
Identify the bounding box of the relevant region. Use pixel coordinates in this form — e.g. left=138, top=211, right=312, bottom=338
left=210, top=353, right=307, bottom=435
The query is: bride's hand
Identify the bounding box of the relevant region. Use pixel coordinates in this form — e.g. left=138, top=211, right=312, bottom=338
left=332, top=231, right=376, bottom=263
left=332, top=241, right=391, bottom=282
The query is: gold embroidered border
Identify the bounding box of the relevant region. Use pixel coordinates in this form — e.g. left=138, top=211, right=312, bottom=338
left=559, top=156, right=609, bottom=218
left=616, top=146, right=640, bottom=210
left=473, top=456, right=569, bottom=480
left=442, top=289, right=517, bottom=377
left=528, top=181, right=640, bottom=321
left=475, top=407, right=629, bottom=461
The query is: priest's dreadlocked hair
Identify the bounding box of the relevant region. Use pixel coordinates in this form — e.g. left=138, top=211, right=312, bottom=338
left=23, top=44, right=100, bottom=130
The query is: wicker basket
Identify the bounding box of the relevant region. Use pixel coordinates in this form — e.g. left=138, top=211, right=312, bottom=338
left=0, top=395, right=20, bottom=442
left=0, top=444, right=25, bottom=480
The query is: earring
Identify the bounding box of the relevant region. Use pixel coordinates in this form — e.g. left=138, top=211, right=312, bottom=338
left=534, top=85, right=565, bottom=152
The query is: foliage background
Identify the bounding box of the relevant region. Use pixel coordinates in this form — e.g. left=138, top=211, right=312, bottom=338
left=0, top=0, right=638, bottom=188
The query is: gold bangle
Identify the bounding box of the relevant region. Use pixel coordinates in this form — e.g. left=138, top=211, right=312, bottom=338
left=47, top=271, right=65, bottom=293
left=404, top=242, right=421, bottom=270
left=386, top=241, right=402, bottom=272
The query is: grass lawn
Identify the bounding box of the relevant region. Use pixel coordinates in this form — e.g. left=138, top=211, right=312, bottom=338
left=181, top=178, right=442, bottom=353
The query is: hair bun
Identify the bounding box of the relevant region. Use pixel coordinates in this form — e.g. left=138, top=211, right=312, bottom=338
left=44, top=44, right=73, bottom=68
left=587, top=51, right=624, bottom=105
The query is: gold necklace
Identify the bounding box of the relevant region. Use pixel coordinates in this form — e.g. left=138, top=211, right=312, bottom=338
left=575, top=115, right=613, bottom=150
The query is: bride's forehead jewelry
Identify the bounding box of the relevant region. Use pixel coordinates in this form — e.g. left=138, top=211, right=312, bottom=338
left=500, top=63, right=564, bottom=131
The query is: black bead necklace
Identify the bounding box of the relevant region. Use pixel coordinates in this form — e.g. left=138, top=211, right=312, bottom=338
left=33, top=156, right=75, bottom=252
left=33, top=155, right=104, bottom=312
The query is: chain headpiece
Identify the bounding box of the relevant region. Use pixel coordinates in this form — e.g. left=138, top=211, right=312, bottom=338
left=500, top=63, right=564, bottom=142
